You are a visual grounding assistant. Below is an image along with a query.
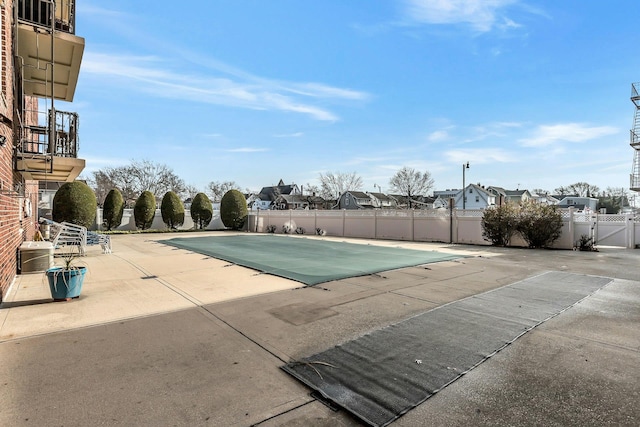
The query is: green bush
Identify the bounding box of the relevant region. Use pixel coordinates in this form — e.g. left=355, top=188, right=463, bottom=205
left=160, top=191, right=185, bottom=229
left=190, top=192, right=213, bottom=230
left=516, top=201, right=563, bottom=248
left=102, top=188, right=124, bottom=231
left=52, top=181, right=97, bottom=228
left=481, top=203, right=520, bottom=246
left=220, top=189, right=247, bottom=230
left=134, top=191, right=156, bottom=230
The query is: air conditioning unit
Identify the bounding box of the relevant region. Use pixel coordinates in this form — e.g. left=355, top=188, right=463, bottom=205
left=20, top=241, right=54, bottom=273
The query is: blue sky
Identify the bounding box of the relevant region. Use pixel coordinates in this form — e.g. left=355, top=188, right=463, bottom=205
left=70, top=0, right=640, bottom=195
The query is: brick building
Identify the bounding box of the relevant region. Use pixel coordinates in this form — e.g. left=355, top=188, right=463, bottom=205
left=0, top=0, right=85, bottom=301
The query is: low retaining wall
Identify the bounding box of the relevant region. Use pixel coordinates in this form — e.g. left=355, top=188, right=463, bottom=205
left=94, top=209, right=225, bottom=231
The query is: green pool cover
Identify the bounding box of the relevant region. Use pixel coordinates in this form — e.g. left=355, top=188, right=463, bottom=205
left=161, top=235, right=463, bottom=285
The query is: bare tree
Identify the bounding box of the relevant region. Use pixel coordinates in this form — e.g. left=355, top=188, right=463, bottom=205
left=599, top=186, right=629, bottom=213
left=304, top=183, right=321, bottom=196
left=183, top=184, right=201, bottom=200
left=207, top=180, right=238, bottom=202
left=318, top=172, right=363, bottom=199
left=388, top=167, right=434, bottom=208
left=89, top=160, right=186, bottom=206
left=555, top=182, right=600, bottom=197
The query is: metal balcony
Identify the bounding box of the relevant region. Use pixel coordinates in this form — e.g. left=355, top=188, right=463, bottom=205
left=15, top=109, right=85, bottom=182
left=16, top=0, right=85, bottom=102
left=17, top=0, right=76, bottom=33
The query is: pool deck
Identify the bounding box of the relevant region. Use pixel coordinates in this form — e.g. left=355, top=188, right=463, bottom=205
left=1, top=231, right=638, bottom=426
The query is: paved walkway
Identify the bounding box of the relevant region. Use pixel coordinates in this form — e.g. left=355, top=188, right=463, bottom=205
left=1, top=232, right=638, bottom=426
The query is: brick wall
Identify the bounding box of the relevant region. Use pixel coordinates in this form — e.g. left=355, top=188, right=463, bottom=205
left=0, top=0, right=35, bottom=302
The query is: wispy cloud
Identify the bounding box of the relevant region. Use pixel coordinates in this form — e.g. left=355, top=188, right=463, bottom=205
left=444, top=148, right=516, bottom=164
left=273, top=132, right=304, bottom=138
left=402, top=0, right=520, bottom=32
left=427, top=129, right=450, bottom=142
left=225, top=147, right=269, bottom=153
left=82, top=155, right=130, bottom=167
left=82, top=4, right=126, bottom=17
left=83, top=52, right=369, bottom=122
left=519, top=123, right=619, bottom=147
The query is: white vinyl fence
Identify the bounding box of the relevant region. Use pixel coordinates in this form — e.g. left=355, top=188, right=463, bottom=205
left=94, top=209, right=225, bottom=231
left=93, top=207, right=639, bottom=249
left=247, top=208, right=640, bottom=249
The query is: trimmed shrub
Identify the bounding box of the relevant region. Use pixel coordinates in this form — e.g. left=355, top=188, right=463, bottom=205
left=220, top=189, right=247, bottom=230
left=575, top=234, right=597, bottom=251
left=516, top=201, right=563, bottom=248
left=160, top=191, right=185, bottom=229
left=481, top=203, right=520, bottom=246
left=190, top=192, right=213, bottom=230
left=102, top=188, right=125, bottom=231
left=134, top=191, right=156, bottom=230
left=52, top=181, right=97, bottom=228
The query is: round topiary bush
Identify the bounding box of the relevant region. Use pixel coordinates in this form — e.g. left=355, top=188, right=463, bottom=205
left=190, top=192, right=213, bottom=230
left=134, top=191, right=156, bottom=230
left=160, top=191, right=185, bottom=229
left=220, top=189, right=247, bottom=230
left=52, top=181, right=97, bottom=228
left=103, top=188, right=125, bottom=231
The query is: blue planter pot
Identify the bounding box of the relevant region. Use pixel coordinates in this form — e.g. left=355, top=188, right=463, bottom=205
left=46, top=267, right=87, bottom=301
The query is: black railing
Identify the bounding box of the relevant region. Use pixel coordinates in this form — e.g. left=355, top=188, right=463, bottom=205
left=20, top=110, right=79, bottom=158
left=17, top=0, right=75, bottom=34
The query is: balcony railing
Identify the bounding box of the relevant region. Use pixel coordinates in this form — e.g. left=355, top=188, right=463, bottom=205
left=17, top=0, right=75, bottom=34
left=19, top=109, right=79, bottom=158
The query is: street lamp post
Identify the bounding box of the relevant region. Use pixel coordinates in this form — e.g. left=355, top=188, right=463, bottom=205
left=462, top=161, right=470, bottom=209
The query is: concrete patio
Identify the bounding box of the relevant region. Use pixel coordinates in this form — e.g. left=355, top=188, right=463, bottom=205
left=1, top=232, right=638, bottom=426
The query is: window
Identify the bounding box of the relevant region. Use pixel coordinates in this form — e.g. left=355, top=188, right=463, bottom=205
left=475, top=196, right=480, bottom=202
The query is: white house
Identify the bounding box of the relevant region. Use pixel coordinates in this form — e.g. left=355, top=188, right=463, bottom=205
left=369, top=192, right=398, bottom=209
left=455, top=184, right=496, bottom=209
left=433, top=189, right=460, bottom=209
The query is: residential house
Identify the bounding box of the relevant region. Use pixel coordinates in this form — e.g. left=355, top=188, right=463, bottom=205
left=556, top=196, right=598, bottom=212
left=433, top=189, right=460, bottom=209
left=456, top=184, right=496, bottom=209
left=252, top=179, right=301, bottom=210
left=369, top=192, right=398, bottom=209
left=272, top=193, right=326, bottom=210
left=390, top=194, right=434, bottom=209
left=1, top=1, right=86, bottom=299
left=505, top=189, right=532, bottom=204
left=336, top=191, right=376, bottom=209
left=531, top=192, right=560, bottom=205
left=487, top=187, right=532, bottom=205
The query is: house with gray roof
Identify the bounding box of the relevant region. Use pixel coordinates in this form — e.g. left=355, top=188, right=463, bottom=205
left=253, top=179, right=301, bottom=210
left=487, top=186, right=532, bottom=205
left=336, top=191, right=376, bottom=209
